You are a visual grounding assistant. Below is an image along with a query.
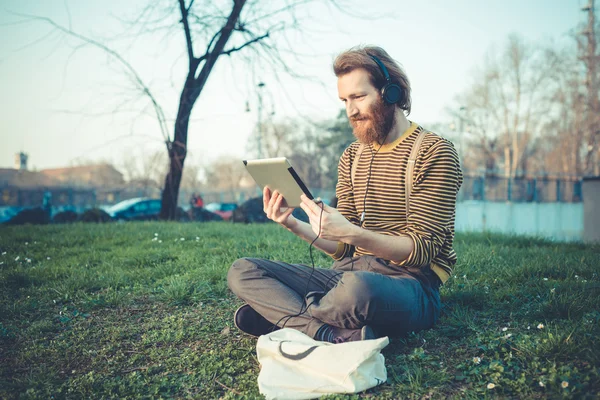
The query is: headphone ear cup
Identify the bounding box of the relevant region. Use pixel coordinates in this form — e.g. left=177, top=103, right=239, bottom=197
left=382, top=83, right=403, bottom=104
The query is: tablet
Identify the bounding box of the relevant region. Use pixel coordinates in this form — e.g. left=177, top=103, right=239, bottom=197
left=243, top=157, right=314, bottom=208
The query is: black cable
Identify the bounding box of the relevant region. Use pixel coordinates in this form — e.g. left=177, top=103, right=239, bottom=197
left=275, top=201, right=325, bottom=329
left=275, top=123, right=392, bottom=331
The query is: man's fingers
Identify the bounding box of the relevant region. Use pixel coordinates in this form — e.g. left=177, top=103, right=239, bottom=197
left=263, top=186, right=271, bottom=210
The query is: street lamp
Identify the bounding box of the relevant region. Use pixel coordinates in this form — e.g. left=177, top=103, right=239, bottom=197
left=246, top=82, right=266, bottom=158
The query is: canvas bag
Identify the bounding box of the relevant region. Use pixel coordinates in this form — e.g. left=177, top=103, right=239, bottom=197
left=256, top=328, right=389, bottom=400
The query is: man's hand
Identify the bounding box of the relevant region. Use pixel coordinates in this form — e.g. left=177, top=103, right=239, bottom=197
left=299, top=194, right=356, bottom=241
left=263, top=187, right=297, bottom=230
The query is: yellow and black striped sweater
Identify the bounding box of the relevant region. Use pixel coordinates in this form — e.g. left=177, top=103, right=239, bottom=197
left=331, top=122, right=463, bottom=283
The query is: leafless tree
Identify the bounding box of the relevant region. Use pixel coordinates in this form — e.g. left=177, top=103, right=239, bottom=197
left=11, top=0, right=364, bottom=219
left=204, top=155, right=247, bottom=190
left=456, top=35, right=558, bottom=178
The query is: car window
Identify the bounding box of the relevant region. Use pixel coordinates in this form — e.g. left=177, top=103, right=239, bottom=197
left=134, top=202, right=149, bottom=212
left=149, top=201, right=161, bottom=211
left=223, top=204, right=237, bottom=211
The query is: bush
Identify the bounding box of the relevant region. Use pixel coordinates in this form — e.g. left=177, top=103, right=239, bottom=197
left=52, top=210, right=79, bottom=224
left=5, top=207, right=49, bottom=225
left=79, top=208, right=111, bottom=223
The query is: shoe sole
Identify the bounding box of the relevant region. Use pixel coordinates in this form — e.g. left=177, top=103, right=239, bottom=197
left=361, top=325, right=376, bottom=341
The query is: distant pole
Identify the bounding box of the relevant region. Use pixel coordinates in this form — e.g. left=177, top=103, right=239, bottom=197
left=257, top=82, right=265, bottom=159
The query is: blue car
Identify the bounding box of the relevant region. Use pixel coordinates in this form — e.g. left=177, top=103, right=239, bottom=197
left=107, top=198, right=162, bottom=221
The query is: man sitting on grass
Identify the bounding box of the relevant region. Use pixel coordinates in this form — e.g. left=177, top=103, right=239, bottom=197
left=227, top=45, right=463, bottom=344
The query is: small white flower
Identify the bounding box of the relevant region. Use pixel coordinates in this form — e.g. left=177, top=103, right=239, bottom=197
left=502, top=327, right=508, bottom=332
left=15, top=256, right=20, bottom=261
left=550, top=288, right=556, bottom=293
left=196, top=236, right=200, bottom=240
left=154, top=233, right=158, bottom=236
left=473, top=357, right=481, bottom=364
left=158, top=240, right=162, bottom=243
left=527, top=326, right=531, bottom=330
left=47, top=257, right=51, bottom=260
left=537, top=323, right=544, bottom=329
left=539, top=381, right=545, bottom=387
left=180, top=238, right=185, bottom=241
left=0, top=262, right=3, bottom=266
left=487, top=383, right=495, bottom=389
left=26, top=258, right=31, bottom=263
left=53, top=300, right=56, bottom=304
left=25, top=242, right=28, bottom=245
left=504, top=333, right=512, bottom=339
left=575, top=275, right=579, bottom=279
left=462, top=274, right=467, bottom=279
left=1, top=251, right=6, bottom=255
left=543, top=278, right=548, bottom=281
left=561, top=381, right=569, bottom=388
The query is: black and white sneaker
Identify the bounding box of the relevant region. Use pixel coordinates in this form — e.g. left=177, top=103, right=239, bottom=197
left=233, top=304, right=280, bottom=337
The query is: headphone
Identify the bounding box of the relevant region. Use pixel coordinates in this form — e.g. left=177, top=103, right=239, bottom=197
left=369, top=55, right=403, bottom=105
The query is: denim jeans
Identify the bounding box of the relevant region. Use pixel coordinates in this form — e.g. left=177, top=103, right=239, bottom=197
left=227, top=255, right=441, bottom=338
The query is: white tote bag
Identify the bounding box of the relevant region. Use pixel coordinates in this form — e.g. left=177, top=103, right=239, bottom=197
left=256, top=328, right=389, bottom=400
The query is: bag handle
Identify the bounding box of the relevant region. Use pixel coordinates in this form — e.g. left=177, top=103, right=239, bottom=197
left=276, top=340, right=319, bottom=360
left=350, top=143, right=365, bottom=188
left=405, top=131, right=427, bottom=223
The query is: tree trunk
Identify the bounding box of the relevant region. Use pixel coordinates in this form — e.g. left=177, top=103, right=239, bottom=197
left=160, top=86, right=198, bottom=220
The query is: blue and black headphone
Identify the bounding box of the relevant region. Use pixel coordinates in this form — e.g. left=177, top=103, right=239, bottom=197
left=369, top=54, right=403, bottom=105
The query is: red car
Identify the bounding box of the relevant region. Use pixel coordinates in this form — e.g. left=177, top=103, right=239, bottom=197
left=204, top=202, right=238, bottom=221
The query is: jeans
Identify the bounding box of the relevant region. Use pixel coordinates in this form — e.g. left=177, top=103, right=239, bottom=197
left=227, top=255, right=441, bottom=338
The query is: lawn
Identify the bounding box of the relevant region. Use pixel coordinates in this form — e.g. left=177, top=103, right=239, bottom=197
left=0, top=222, right=599, bottom=399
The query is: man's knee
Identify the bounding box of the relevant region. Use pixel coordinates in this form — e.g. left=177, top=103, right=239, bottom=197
left=227, top=257, right=257, bottom=295
left=336, top=272, right=378, bottom=305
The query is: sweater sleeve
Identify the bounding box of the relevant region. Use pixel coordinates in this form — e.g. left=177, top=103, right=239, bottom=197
left=399, top=138, right=462, bottom=268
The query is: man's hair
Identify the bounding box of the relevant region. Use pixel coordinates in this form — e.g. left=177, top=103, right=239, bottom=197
left=333, top=45, right=412, bottom=115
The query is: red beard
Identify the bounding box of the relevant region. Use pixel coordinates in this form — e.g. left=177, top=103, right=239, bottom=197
left=349, top=98, right=396, bottom=144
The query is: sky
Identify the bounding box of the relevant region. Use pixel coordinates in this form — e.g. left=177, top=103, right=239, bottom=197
left=0, top=0, right=586, bottom=173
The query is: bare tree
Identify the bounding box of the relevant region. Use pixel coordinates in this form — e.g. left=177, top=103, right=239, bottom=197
left=456, top=35, right=558, bottom=178
left=12, top=0, right=361, bottom=219
left=204, top=155, right=248, bottom=190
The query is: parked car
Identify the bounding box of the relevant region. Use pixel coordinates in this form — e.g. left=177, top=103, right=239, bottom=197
left=107, top=198, right=161, bottom=221
left=204, top=202, right=238, bottom=221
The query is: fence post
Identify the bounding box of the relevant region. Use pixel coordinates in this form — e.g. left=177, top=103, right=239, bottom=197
left=532, top=178, right=538, bottom=202
left=507, top=178, right=512, bottom=202
left=556, top=179, right=561, bottom=202
left=480, top=176, right=486, bottom=201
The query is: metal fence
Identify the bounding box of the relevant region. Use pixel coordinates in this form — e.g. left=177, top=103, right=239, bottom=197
left=458, top=176, right=583, bottom=203
left=0, top=175, right=583, bottom=212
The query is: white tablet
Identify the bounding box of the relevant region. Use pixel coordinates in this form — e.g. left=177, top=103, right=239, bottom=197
left=243, top=157, right=314, bottom=208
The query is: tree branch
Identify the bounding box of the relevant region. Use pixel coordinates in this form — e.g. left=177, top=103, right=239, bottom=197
left=220, top=31, right=269, bottom=57
left=178, top=0, right=195, bottom=64
left=9, top=11, right=171, bottom=144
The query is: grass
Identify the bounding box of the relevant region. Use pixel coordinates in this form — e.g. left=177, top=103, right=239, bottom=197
left=0, top=222, right=599, bottom=399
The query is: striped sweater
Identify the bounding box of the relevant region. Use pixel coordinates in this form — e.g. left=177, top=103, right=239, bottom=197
left=331, top=122, right=463, bottom=283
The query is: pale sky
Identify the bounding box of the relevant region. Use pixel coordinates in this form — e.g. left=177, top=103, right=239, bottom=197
left=0, top=0, right=584, bottom=172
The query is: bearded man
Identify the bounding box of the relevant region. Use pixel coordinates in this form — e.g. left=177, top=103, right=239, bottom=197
left=227, top=45, right=463, bottom=343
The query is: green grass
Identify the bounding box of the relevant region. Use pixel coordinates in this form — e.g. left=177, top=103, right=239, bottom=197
left=1, top=222, right=599, bottom=399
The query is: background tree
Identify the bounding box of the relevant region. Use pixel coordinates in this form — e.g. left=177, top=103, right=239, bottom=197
left=455, top=35, right=558, bottom=178
left=17, top=0, right=357, bottom=219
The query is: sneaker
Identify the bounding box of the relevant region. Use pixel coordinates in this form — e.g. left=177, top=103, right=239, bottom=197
left=332, top=325, right=376, bottom=344
left=234, top=304, right=279, bottom=337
